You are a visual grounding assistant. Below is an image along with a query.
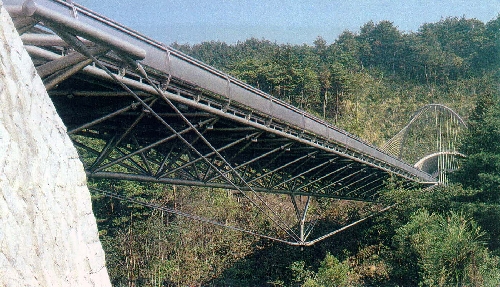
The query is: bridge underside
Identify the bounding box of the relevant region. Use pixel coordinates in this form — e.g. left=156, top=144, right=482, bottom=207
left=52, top=85, right=392, bottom=201
left=6, top=0, right=435, bottom=245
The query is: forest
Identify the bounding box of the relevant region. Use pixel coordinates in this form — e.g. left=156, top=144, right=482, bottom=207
left=89, top=16, right=500, bottom=286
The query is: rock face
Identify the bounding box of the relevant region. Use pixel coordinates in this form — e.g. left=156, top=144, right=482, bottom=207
left=0, top=2, right=111, bottom=286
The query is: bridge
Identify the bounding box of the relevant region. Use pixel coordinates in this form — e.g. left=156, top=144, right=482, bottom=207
left=4, top=0, right=466, bottom=246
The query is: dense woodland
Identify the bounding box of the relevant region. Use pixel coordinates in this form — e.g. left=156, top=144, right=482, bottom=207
left=89, top=16, right=500, bottom=286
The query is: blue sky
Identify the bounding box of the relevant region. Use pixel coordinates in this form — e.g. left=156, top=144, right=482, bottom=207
left=77, top=0, right=500, bottom=45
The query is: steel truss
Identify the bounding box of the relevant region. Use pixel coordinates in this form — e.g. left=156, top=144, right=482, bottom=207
left=383, top=104, right=467, bottom=184
left=6, top=0, right=435, bottom=245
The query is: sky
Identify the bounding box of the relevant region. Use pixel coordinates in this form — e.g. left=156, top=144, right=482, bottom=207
left=77, top=0, right=500, bottom=45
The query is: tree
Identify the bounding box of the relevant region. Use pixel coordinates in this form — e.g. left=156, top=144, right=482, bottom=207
left=452, top=93, right=500, bottom=198
left=394, top=210, right=500, bottom=287
left=291, top=253, right=351, bottom=287
left=318, top=67, right=331, bottom=118
left=332, top=30, right=362, bottom=69
left=483, top=15, right=500, bottom=72
left=313, top=36, right=328, bottom=62
left=416, top=17, right=488, bottom=81
left=358, top=20, right=403, bottom=73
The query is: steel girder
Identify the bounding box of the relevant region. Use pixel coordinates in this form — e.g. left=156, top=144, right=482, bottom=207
left=5, top=0, right=435, bottom=245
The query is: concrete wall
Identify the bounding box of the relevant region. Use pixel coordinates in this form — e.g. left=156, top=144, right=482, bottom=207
left=0, top=2, right=111, bottom=286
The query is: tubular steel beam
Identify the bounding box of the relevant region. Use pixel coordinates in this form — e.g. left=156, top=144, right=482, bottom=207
left=159, top=132, right=260, bottom=180
left=6, top=0, right=146, bottom=59
left=5, top=0, right=446, bottom=246
left=87, top=171, right=375, bottom=202
left=44, top=58, right=92, bottom=90
left=6, top=0, right=435, bottom=184
left=36, top=46, right=109, bottom=78
left=21, top=33, right=93, bottom=46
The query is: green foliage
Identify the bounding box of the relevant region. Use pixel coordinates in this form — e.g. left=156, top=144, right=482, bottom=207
left=394, top=210, right=500, bottom=286
left=291, top=253, right=351, bottom=287
left=382, top=184, right=472, bottom=222
left=453, top=93, right=500, bottom=196
left=315, top=253, right=351, bottom=287
left=290, top=260, right=315, bottom=285
left=90, top=182, right=260, bottom=286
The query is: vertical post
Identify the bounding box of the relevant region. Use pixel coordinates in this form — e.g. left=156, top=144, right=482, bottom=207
left=300, top=218, right=305, bottom=244
left=300, top=196, right=311, bottom=244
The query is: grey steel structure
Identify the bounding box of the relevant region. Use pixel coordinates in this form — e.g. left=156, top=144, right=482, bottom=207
left=5, top=0, right=438, bottom=245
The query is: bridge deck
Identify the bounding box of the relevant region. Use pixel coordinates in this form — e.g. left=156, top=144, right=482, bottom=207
left=5, top=0, right=435, bottom=203
left=3, top=0, right=441, bottom=245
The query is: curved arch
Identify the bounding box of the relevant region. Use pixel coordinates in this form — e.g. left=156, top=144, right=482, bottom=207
left=382, top=104, right=467, bottom=183
left=382, top=104, right=467, bottom=159
left=406, top=104, right=467, bottom=129
left=414, top=151, right=466, bottom=177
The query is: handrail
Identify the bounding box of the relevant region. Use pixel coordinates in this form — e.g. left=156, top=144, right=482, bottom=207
left=5, top=0, right=436, bottom=183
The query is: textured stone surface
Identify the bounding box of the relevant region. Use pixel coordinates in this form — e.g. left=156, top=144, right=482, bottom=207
left=0, top=2, right=111, bottom=286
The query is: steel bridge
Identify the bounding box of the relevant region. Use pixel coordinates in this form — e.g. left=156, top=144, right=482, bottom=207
left=4, top=0, right=464, bottom=245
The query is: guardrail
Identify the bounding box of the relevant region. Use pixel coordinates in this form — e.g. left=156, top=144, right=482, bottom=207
left=5, top=0, right=436, bottom=183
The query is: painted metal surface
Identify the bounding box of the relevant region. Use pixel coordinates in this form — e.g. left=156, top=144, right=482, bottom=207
left=4, top=0, right=449, bottom=245
left=5, top=0, right=434, bottom=184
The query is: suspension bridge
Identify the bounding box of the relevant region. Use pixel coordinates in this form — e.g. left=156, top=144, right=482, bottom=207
left=5, top=0, right=467, bottom=246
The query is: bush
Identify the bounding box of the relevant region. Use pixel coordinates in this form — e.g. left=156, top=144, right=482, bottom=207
left=394, top=210, right=500, bottom=286
left=291, top=252, right=351, bottom=287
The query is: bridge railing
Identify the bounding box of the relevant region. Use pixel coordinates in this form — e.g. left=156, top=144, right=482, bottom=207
left=6, top=0, right=435, bottom=183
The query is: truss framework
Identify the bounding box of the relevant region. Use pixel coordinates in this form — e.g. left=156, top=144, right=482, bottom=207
left=6, top=0, right=435, bottom=245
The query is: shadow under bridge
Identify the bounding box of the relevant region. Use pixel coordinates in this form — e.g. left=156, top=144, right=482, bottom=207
left=6, top=0, right=436, bottom=245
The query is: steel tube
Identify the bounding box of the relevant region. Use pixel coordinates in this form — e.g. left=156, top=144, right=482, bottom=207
left=21, top=33, right=92, bottom=46
left=37, top=46, right=108, bottom=78
left=44, top=58, right=92, bottom=90
left=12, top=0, right=421, bottom=176
left=88, top=171, right=374, bottom=202
left=4, top=5, right=24, bottom=15
left=22, top=35, right=436, bottom=183
left=8, top=0, right=145, bottom=59
left=303, top=204, right=395, bottom=246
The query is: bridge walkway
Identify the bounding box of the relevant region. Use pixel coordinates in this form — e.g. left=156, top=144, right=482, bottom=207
left=5, top=0, right=439, bottom=245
